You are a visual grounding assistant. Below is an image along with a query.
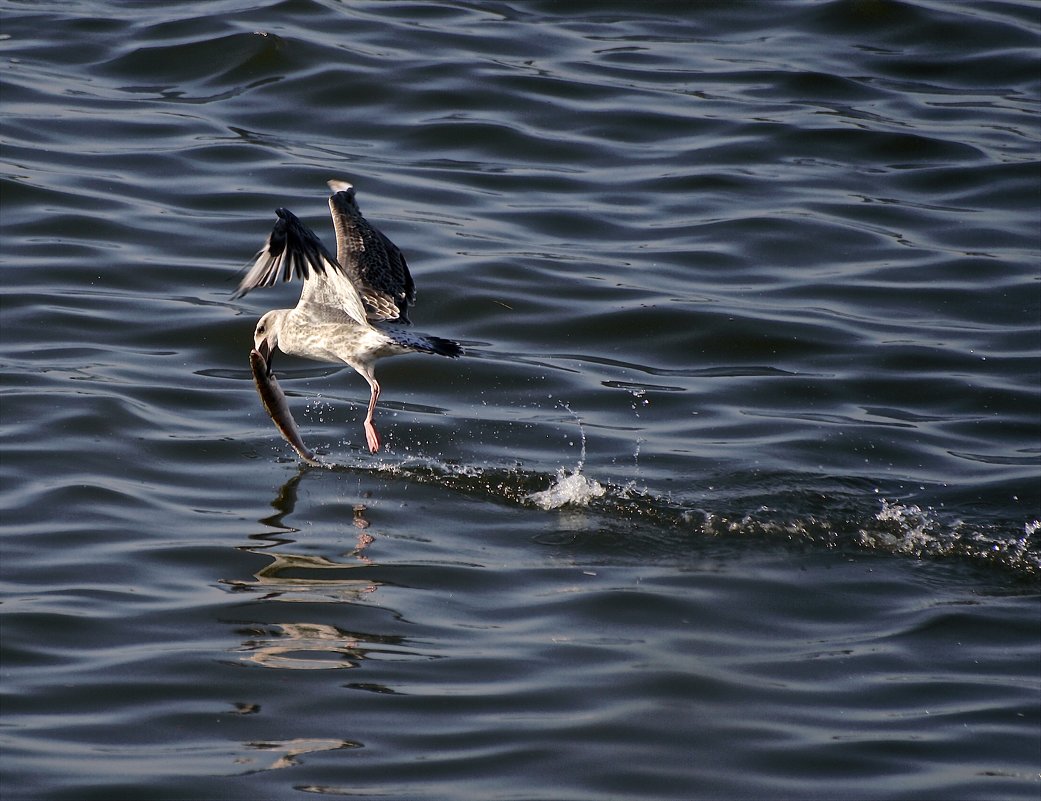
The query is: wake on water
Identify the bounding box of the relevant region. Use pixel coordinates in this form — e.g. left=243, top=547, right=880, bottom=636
left=279, top=399, right=1037, bottom=582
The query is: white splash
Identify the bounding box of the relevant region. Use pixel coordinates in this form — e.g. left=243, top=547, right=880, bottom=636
left=527, top=468, right=606, bottom=510
left=863, top=500, right=936, bottom=553
left=526, top=402, right=606, bottom=510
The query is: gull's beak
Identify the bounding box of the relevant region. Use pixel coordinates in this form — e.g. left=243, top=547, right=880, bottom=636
left=256, top=339, right=273, bottom=375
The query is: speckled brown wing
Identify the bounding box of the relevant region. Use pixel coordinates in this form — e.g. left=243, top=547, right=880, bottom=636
left=327, top=180, right=417, bottom=324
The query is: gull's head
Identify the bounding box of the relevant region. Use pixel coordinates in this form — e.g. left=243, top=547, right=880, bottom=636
left=253, top=310, right=285, bottom=364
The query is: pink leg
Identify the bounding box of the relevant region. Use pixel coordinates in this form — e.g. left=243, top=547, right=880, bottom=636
left=363, top=378, right=381, bottom=453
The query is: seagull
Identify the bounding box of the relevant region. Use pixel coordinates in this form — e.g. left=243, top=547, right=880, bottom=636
left=234, top=180, right=462, bottom=455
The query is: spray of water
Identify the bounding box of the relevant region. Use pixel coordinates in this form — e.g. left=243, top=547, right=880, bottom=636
left=526, top=401, right=606, bottom=510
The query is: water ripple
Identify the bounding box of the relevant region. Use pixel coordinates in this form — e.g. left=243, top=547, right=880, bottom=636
left=2, top=1, right=1039, bottom=799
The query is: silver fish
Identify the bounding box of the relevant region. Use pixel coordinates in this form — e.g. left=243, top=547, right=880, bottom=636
left=249, top=348, right=323, bottom=467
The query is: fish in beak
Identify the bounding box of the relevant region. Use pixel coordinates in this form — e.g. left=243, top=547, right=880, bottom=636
left=249, top=348, right=322, bottom=467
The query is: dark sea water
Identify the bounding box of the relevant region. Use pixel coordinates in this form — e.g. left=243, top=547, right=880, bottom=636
left=1, top=1, right=1039, bottom=799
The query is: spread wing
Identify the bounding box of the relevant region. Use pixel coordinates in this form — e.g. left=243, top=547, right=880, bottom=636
left=327, top=180, right=416, bottom=324
left=232, top=206, right=367, bottom=327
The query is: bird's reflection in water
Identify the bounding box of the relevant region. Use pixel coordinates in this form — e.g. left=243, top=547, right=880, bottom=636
left=226, top=469, right=412, bottom=675
left=252, top=468, right=374, bottom=556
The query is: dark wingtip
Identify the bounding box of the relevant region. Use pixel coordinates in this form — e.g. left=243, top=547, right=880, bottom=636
left=428, top=336, right=463, bottom=358
left=275, top=207, right=310, bottom=230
